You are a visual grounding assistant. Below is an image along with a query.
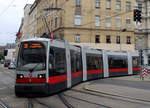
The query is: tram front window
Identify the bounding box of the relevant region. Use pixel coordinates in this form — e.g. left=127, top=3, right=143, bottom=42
left=17, top=42, right=47, bottom=71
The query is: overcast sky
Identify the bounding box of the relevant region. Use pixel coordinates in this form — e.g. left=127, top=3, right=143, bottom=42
left=0, top=0, right=35, bottom=46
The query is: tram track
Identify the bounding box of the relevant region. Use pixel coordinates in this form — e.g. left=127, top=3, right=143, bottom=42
left=27, top=98, right=53, bottom=108
left=62, top=93, right=110, bottom=108
left=58, top=93, right=75, bottom=108
left=27, top=98, right=33, bottom=108
left=34, top=98, right=52, bottom=108
left=69, top=88, right=150, bottom=106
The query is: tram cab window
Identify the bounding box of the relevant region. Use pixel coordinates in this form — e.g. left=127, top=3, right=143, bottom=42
left=70, top=50, right=82, bottom=73
left=86, top=54, right=102, bottom=70
left=49, top=47, right=66, bottom=76
left=108, top=56, right=127, bottom=68
left=132, top=57, right=140, bottom=67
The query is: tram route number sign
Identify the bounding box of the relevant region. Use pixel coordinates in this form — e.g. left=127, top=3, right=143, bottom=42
left=24, top=43, right=43, bottom=49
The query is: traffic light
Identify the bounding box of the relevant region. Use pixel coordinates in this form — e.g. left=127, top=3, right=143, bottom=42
left=134, top=9, right=142, bottom=23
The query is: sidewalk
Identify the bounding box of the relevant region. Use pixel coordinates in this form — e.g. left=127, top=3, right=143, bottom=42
left=111, top=75, right=150, bottom=82
left=84, top=75, right=150, bottom=102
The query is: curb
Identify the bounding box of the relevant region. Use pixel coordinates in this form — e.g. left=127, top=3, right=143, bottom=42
left=111, top=77, right=150, bottom=82
left=84, top=84, right=150, bottom=103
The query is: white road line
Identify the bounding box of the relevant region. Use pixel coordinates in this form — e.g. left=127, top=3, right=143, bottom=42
left=0, top=87, right=7, bottom=90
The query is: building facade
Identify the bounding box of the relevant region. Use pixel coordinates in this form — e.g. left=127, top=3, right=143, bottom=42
left=28, top=2, right=38, bottom=38
left=22, top=4, right=32, bottom=40
left=35, top=0, right=136, bottom=51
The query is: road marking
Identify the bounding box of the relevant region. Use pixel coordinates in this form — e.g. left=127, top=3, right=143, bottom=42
left=0, top=87, right=7, bottom=90
left=0, top=100, right=9, bottom=108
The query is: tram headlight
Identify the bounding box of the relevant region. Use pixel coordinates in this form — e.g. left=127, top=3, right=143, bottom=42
left=17, top=74, right=24, bottom=79
left=38, top=74, right=45, bottom=79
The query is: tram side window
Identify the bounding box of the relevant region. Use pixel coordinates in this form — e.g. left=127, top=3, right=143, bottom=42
left=86, top=54, right=102, bottom=70
left=49, top=47, right=66, bottom=76
left=132, top=57, right=140, bottom=67
left=70, top=50, right=82, bottom=72
left=148, top=56, right=150, bottom=65
left=108, top=56, right=127, bottom=68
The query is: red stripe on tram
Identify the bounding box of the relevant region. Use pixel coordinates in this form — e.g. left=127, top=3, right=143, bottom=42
left=72, top=71, right=82, bottom=78
left=48, top=75, right=67, bottom=85
left=109, top=68, right=128, bottom=72
left=88, top=69, right=103, bottom=74
left=133, top=67, right=141, bottom=71
left=16, top=78, right=46, bottom=83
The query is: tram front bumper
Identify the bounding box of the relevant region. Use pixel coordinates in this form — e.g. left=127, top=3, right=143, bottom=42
left=15, top=83, right=49, bottom=96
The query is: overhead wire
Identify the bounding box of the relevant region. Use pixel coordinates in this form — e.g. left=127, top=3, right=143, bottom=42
left=0, top=0, right=16, bottom=17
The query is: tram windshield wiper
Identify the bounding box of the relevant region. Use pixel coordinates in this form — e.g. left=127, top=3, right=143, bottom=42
left=28, top=63, right=41, bottom=73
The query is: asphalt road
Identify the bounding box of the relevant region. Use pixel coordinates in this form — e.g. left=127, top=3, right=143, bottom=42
left=0, top=64, right=150, bottom=108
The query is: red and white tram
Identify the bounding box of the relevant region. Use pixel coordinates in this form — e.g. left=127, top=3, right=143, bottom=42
left=15, top=38, right=140, bottom=97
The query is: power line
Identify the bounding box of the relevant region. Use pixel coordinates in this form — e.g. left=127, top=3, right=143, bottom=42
left=0, top=0, right=16, bottom=17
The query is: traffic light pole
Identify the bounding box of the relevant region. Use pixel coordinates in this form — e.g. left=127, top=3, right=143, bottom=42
left=139, top=49, right=144, bottom=80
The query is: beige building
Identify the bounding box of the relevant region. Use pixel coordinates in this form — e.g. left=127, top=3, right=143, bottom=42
left=22, top=4, right=32, bottom=40
left=34, top=0, right=136, bottom=51
left=28, top=2, right=38, bottom=38
left=17, top=0, right=137, bottom=51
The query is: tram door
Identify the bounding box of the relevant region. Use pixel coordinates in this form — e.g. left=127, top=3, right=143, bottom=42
left=86, top=53, right=103, bottom=80
left=108, top=55, right=128, bottom=77
left=70, top=46, right=83, bottom=86
left=48, top=45, right=68, bottom=94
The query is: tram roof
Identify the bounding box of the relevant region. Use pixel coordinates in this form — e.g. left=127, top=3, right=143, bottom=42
left=22, top=38, right=50, bottom=42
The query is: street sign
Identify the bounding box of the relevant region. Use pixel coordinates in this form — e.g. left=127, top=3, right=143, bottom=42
left=141, top=68, right=148, bottom=77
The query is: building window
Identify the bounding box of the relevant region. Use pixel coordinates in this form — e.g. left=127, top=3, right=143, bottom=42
left=75, top=34, right=80, bottom=43
left=126, top=18, right=131, bottom=28
left=59, top=17, right=62, bottom=26
left=105, top=16, right=111, bottom=27
left=60, top=33, right=64, bottom=40
left=55, top=17, right=57, bottom=28
left=95, top=0, right=100, bottom=8
left=76, top=0, right=81, bottom=7
left=127, top=36, right=131, bottom=44
left=106, top=35, right=111, bottom=43
left=115, top=17, right=121, bottom=28
left=74, top=15, right=81, bottom=25
left=116, top=0, right=121, bottom=10
left=137, top=3, right=142, bottom=11
left=116, top=36, right=120, bottom=44
left=95, top=35, right=100, bottom=43
left=126, top=1, right=131, bottom=11
left=106, top=0, right=111, bottom=9
left=95, top=15, right=100, bottom=26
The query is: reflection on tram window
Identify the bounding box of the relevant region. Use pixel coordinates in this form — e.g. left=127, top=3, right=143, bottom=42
left=49, top=47, right=66, bottom=76
left=86, top=54, right=103, bottom=70
left=70, top=50, right=82, bottom=73
left=108, top=56, right=127, bottom=68
left=132, top=57, right=140, bottom=67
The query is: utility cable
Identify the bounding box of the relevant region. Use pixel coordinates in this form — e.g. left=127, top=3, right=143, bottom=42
left=0, top=0, right=15, bottom=17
